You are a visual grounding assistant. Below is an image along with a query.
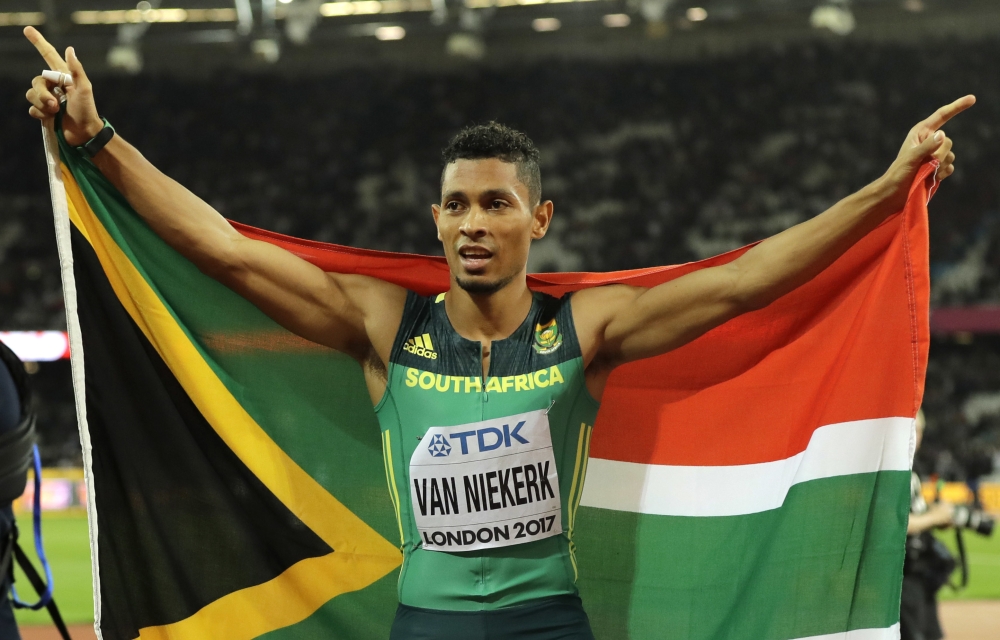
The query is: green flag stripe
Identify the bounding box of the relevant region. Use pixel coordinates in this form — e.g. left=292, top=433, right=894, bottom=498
left=60, top=138, right=397, bottom=541
left=575, top=471, right=908, bottom=640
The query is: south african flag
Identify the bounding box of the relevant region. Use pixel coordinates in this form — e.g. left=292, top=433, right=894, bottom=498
left=43, top=118, right=935, bottom=639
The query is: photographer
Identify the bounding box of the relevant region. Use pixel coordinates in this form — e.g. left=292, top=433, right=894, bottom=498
left=903, top=410, right=954, bottom=640
left=904, top=410, right=999, bottom=640
left=0, top=341, right=26, bottom=640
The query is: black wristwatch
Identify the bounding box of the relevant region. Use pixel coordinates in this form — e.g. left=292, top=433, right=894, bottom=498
left=78, top=118, right=115, bottom=158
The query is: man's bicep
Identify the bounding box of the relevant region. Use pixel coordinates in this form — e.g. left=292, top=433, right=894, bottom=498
left=601, top=265, right=742, bottom=364
left=222, top=238, right=386, bottom=356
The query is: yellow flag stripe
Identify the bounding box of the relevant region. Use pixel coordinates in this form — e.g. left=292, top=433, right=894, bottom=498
left=566, top=423, right=587, bottom=534
left=574, top=426, right=593, bottom=529
left=60, top=165, right=401, bottom=639
left=383, top=430, right=405, bottom=547
left=566, top=423, right=589, bottom=582
left=380, top=431, right=397, bottom=514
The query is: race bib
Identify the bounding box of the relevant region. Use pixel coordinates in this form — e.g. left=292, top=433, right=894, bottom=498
left=409, top=409, right=562, bottom=552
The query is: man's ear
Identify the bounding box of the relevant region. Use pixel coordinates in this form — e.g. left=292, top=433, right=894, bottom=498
left=531, top=201, right=554, bottom=240
left=432, top=204, right=442, bottom=242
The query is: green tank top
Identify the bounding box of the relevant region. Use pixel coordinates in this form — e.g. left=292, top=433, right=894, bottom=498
left=375, top=290, right=600, bottom=611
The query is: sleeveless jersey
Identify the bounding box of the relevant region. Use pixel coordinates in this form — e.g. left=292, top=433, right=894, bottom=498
left=375, top=290, right=600, bottom=611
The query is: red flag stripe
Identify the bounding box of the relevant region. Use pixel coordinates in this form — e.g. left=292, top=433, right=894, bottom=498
left=232, top=164, right=935, bottom=468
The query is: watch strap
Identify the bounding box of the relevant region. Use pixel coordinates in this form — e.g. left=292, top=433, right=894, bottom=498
left=79, top=119, right=115, bottom=158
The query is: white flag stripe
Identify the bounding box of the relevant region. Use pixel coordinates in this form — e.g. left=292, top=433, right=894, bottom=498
left=580, top=417, right=914, bottom=517
left=793, top=623, right=900, bottom=640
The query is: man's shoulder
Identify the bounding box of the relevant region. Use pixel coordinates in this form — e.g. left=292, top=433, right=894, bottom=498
left=336, top=272, right=410, bottom=310
left=569, top=283, right=644, bottom=325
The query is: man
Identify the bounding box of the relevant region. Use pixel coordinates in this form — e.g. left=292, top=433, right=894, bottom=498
left=901, top=411, right=957, bottom=640
left=23, top=26, right=973, bottom=640
left=0, top=340, right=27, bottom=640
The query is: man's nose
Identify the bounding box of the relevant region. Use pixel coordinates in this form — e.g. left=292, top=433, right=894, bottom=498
left=460, top=206, right=488, bottom=238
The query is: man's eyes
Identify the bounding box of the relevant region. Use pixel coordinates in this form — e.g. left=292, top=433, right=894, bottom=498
left=443, top=200, right=509, bottom=211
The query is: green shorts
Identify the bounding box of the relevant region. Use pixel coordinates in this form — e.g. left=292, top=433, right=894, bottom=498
left=389, top=595, right=595, bottom=640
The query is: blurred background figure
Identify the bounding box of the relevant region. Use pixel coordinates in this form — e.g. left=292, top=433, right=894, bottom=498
left=905, top=410, right=996, bottom=640
left=0, top=339, right=33, bottom=640
left=904, top=410, right=955, bottom=640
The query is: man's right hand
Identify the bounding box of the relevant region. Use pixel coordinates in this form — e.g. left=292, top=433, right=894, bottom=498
left=21, top=33, right=405, bottom=403
left=24, top=26, right=103, bottom=146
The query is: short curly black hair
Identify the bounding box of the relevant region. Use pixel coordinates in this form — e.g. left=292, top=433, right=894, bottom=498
left=441, top=122, right=542, bottom=204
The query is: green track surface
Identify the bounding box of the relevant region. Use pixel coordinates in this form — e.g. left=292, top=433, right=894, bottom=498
left=13, top=511, right=93, bottom=626
left=12, top=513, right=1000, bottom=630
left=937, top=527, right=1000, bottom=600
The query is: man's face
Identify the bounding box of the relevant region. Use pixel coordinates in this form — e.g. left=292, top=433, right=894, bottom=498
left=433, top=158, right=551, bottom=295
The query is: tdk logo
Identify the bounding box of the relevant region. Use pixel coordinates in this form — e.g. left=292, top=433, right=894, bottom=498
left=449, top=421, right=528, bottom=455
left=427, top=434, right=452, bottom=457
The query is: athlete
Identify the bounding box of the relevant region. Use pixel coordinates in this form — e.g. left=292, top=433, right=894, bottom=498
left=24, top=26, right=973, bottom=640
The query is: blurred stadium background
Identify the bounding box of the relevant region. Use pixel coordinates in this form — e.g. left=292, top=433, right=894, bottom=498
left=2, top=0, right=1000, bottom=636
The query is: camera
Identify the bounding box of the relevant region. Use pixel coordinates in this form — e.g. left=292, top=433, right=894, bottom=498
left=953, top=504, right=995, bottom=536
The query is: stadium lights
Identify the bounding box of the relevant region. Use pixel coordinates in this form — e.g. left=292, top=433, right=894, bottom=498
left=532, top=17, right=560, bottom=31
left=374, top=24, right=406, bottom=38
left=465, top=0, right=598, bottom=5
left=809, top=2, right=855, bottom=36
left=602, top=13, right=629, bottom=27
left=285, top=0, right=321, bottom=43
left=73, top=8, right=235, bottom=23
left=321, top=1, right=397, bottom=15
left=0, top=332, right=70, bottom=362
left=685, top=7, right=706, bottom=21
left=107, top=42, right=144, bottom=72
left=447, top=32, right=485, bottom=59
left=62, top=0, right=607, bottom=25
left=0, top=12, right=45, bottom=26
left=251, top=37, right=281, bottom=60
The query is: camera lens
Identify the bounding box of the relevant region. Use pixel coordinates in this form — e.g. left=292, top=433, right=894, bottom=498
left=954, top=505, right=995, bottom=537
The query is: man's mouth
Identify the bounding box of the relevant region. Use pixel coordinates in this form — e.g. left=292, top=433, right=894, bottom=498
left=457, top=245, right=493, bottom=272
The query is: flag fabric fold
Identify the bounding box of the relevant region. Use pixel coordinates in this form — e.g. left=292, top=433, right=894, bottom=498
left=43, top=120, right=934, bottom=640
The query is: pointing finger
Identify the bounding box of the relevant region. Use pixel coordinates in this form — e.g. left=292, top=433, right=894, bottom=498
left=922, top=95, right=976, bottom=131
left=23, top=26, right=69, bottom=73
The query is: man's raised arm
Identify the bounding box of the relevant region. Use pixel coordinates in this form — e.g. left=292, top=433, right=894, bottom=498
left=579, top=96, right=975, bottom=373
left=23, top=27, right=403, bottom=362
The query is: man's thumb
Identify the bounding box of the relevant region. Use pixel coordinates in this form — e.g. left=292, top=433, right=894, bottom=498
left=914, top=130, right=944, bottom=160
left=65, top=46, right=88, bottom=85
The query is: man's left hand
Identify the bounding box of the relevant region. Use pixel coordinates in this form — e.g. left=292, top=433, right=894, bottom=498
left=878, top=95, right=976, bottom=213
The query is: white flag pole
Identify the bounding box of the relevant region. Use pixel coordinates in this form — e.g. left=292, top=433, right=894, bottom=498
left=41, top=119, right=103, bottom=640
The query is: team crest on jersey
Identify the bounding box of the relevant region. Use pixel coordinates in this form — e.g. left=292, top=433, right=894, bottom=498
left=533, top=319, right=562, bottom=355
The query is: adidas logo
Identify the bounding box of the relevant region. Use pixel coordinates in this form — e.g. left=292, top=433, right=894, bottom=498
left=404, top=333, right=438, bottom=360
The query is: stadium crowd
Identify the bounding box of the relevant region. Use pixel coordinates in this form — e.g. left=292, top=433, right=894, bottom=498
left=2, top=39, right=999, bottom=479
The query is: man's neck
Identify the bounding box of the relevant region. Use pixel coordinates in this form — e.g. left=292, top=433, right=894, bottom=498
left=444, top=276, right=534, bottom=344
